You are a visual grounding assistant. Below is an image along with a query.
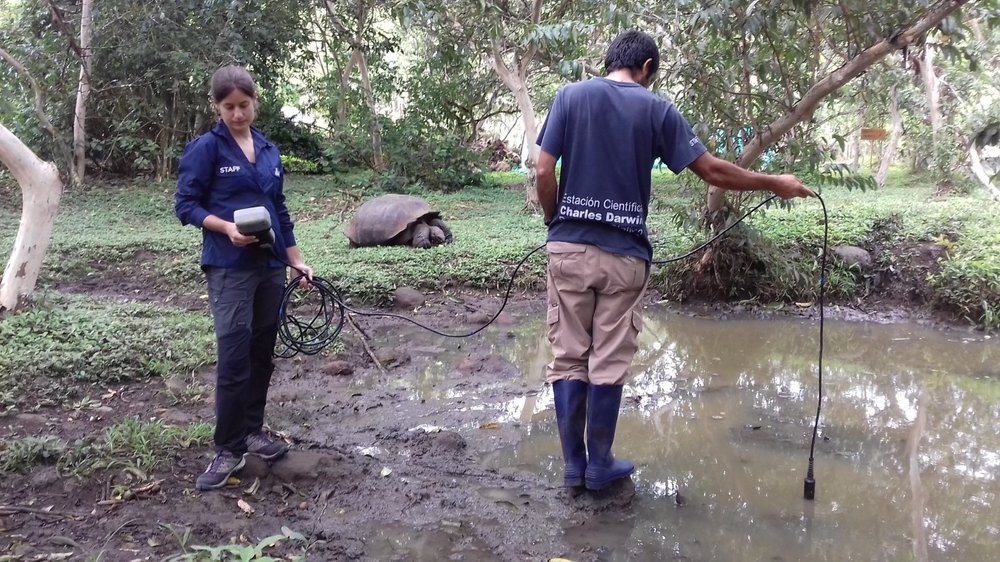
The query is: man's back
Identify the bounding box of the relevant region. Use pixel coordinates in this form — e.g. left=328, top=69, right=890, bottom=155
left=538, top=77, right=705, bottom=260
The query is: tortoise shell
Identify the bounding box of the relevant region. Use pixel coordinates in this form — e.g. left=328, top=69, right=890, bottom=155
left=344, top=194, right=441, bottom=247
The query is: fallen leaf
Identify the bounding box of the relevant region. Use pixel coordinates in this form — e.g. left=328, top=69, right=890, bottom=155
left=281, top=526, right=305, bottom=541
left=123, top=466, right=147, bottom=481
left=244, top=477, right=260, bottom=496
left=794, top=302, right=814, bottom=308
left=379, top=467, right=392, bottom=478
left=479, top=422, right=500, bottom=430
left=237, top=499, right=255, bottom=516
left=226, top=476, right=241, bottom=486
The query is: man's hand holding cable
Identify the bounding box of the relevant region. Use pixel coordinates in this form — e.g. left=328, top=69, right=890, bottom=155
left=769, top=174, right=816, bottom=200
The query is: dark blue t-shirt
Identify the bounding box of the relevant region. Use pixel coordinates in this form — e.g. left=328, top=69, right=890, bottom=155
left=537, top=78, right=706, bottom=262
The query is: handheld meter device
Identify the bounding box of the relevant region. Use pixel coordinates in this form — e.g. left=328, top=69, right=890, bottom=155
left=233, top=206, right=275, bottom=248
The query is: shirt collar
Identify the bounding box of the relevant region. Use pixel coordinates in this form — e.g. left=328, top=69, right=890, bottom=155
left=210, top=121, right=272, bottom=149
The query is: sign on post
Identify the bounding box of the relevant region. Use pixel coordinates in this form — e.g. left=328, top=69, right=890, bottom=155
left=860, top=128, right=887, bottom=141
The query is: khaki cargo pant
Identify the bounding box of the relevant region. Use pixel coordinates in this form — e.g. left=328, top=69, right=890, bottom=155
left=545, top=241, right=649, bottom=386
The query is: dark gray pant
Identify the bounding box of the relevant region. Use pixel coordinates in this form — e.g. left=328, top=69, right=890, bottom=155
left=205, top=267, right=286, bottom=454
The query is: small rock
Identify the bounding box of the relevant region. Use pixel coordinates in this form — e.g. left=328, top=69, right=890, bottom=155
left=375, top=349, right=410, bottom=368
left=29, top=467, right=60, bottom=488
left=321, top=360, right=353, bottom=377
left=831, top=245, right=872, bottom=270
left=163, top=374, right=189, bottom=394
left=494, top=311, right=516, bottom=326
left=464, top=312, right=493, bottom=325
left=458, top=356, right=479, bottom=371
left=393, top=287, right=425, bottom=309
left=14, top=413, right=48, bottom=425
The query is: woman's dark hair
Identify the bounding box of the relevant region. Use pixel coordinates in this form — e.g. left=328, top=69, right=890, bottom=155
left=210, top=65, right=257, bottom=102
left=604, top=30, right=660, bottom=76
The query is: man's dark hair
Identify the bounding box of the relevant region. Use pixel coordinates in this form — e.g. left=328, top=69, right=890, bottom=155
left=210, top=65, right=257, bottom=102
left=604, top=30, right=659, bottom=75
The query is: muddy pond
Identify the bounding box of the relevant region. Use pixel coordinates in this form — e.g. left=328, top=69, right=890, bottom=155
left=359, top=305, right=1000, bottom=561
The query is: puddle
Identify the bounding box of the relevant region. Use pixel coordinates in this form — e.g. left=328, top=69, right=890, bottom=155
left=362, top=523, right=502, bottom=561
left=478, top=309, right=1000, bottom=561
left=367, top=318, right=549, bottom=405
left=359, top=306, right=1000, bottom=559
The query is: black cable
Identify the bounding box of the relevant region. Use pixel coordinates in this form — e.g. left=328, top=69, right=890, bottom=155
left=652, top=194, right=779, bottom=265
left=273, top=275, right=346, bottom=358
left=804, top=194, right=828, bottom=500
left=271, top=244, right=547, bottom=356
left=270, top=195, right=829, bottom=501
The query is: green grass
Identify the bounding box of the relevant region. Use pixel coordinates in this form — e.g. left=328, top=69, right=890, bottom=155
left=0, top=419, right=212, bottom=476
left=2, top=168, right=1000, bottom=332
left=0, top=167, right=998, bottom=424
left=0, top=293, right=215, bottom=410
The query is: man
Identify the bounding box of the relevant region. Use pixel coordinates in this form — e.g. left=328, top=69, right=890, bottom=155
left=536, top=30, right=815, bottom=491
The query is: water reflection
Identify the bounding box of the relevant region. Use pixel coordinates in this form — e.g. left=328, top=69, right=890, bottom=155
left=486, top=308, right=1000, bottom=561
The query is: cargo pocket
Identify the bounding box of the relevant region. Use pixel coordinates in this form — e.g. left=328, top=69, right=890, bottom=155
left=545, top=304, right=560, bottom=343
left=630, top=310, right=644, bottom=336
left=206, top=269, right=250, bottom=334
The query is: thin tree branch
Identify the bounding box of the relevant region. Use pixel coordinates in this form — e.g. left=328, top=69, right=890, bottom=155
left=734, top=0, right=969, bottom=168
left=0, top=48, right=58, bottom=138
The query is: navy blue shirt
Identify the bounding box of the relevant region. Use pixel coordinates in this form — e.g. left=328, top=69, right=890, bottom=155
left=537, top=78, right=707, bottom=262
left=175, top=122, right=295, bottom=269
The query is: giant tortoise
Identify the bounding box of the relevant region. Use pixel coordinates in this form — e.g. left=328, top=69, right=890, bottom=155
left=345, top=194, right=454, bottom=249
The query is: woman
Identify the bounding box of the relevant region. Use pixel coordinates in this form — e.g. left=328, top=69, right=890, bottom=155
left=175, top=65, right=313, bottom=491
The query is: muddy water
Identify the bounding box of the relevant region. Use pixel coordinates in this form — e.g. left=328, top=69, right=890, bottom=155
left=375, top=308, right=1000, bottom=561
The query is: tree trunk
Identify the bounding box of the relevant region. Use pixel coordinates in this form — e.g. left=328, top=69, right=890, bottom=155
left=337, top=52, right=357, bottom=124
left=354, top=50, right=384, bottom=172
left=876, top=85, right=903, bottom=187
left=489, top=48, right=540, bottom=207
left=71, top=0, right=94, bottom=188
left=0, top=125, right=63, bottom=313
left=846, top=109, right=863, bottom=172
left=922, top=41, right=941, bottom=144
left=969, top=144, right=1000, bottom=200
left=705, top=0, right=969, bottom=222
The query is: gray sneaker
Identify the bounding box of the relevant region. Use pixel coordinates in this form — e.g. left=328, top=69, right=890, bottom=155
left=195, top=450, right=245, bottom=491
left=245, top=431, right=289, bottom=461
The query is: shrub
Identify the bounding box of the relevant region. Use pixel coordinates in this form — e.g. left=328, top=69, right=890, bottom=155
left=381, top=116, right=487, bottom=192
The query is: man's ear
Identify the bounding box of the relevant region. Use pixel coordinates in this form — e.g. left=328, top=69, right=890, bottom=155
left=641, top=58, right=656, bottom=87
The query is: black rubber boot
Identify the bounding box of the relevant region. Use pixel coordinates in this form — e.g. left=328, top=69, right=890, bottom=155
left=552, top=380, right=588, bottom=488
left=585, top=384, right=634, bottom=490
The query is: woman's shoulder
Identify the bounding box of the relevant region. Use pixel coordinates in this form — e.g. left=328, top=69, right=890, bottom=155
left=183, top=128, right=224, bottom=154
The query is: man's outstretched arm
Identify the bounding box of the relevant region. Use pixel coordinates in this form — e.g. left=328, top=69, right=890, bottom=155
left=687, top=152, right=816, bottom=199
